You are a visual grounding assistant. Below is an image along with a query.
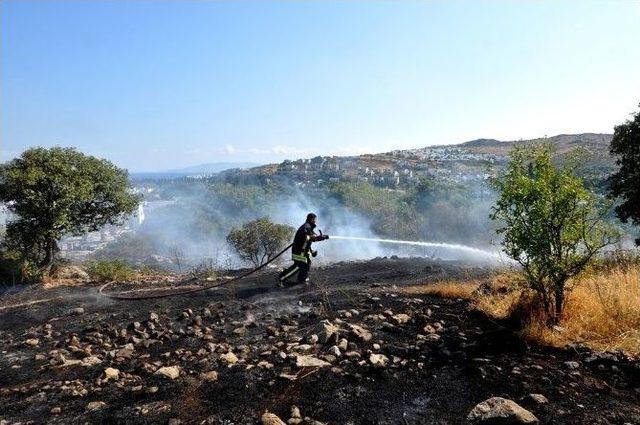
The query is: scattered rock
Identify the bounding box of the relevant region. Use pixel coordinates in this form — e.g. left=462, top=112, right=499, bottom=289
left=51, top=265, right=89, bottom=280
left=467, top=397, right=539, bottom=424
left=369, top=353, right=389, bottom=368
left=86, top=401, right=106, bottom=411
left=528, top=394, right=548, bottom=404
left=200, top=370, right=218, bottom=382
left=221, top=351, right=239, bottom=364
left=154, top=365, right=180, bottom=380
left=391, top=313, right=411, bottom=325
left=328, top=346, right=341, bottom=357
left=296, top=355, right=330, bottom=368
left=67, top=307, right=85, bottom=316
left=50, top=407, right=61, bottom=415
left=261, top=411, right=286, bottom=425
left=25, top=338, right=39, bottom=347
left=564, top=361, right=580, bottom=370
left=348, top=324, right=372, bottom=342
left=315, top=320, right=339, bottom=344
left=104, top=367, right=119, bottom=381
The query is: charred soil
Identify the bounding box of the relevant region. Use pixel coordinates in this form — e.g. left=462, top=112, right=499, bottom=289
left=0, top=257, right=638, bottom=424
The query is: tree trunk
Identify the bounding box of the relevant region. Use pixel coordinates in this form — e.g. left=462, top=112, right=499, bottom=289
left=40, top=239, right=58, bottom=274
left=553, top=288, right=565, bottom=325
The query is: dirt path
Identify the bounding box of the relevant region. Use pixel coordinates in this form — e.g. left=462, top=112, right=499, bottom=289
left=0, top=258, right=638, bottom=424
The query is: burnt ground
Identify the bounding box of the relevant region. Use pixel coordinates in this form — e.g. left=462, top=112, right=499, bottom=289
left=0, top=257, right=638, bottom=424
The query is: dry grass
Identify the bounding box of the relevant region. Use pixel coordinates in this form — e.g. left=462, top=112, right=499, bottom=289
left=403, top=266, right=640, bottom=356
left=403, top=280, right=480, bottom=299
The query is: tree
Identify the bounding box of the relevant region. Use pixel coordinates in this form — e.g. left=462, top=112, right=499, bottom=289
left=490, top=144, right=619, bottom=322
left=0, top=147, right=140, bottom=271
left=226, top=217, right=294, bottom=267
left=608, top=105, right=640, bottom=244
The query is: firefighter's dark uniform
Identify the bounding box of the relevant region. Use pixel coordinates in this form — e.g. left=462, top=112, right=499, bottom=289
left=279, top=222, right=322, bottom=284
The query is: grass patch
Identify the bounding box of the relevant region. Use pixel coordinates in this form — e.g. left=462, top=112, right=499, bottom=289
left=86, top=259, right=136, bottom=282
left=403, top=266, right=640, bottom=356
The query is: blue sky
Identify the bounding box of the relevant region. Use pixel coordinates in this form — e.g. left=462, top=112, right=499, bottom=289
left=2, top=1, right=639, bottom=172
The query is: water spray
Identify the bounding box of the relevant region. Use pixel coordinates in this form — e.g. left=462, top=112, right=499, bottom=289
left=329, top=235, right=503, bottom=261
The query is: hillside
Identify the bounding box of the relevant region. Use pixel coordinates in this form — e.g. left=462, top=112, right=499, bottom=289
left=217, top=133, right=614, bottom=189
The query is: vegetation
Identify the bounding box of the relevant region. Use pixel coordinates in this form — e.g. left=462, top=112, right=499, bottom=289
left=608, top=105, right=640, bottom=244
left=86, top=259, right=136, bottom=282
left=490, top=144, right=619, bottom=322
left=404, top=262, right=640, bottom=356
left=226, top=217, right=294, bottom=267
left=0, top=147, right=140, bottom=273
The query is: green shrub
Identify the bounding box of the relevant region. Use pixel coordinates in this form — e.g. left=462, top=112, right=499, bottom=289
left=86, top=259, right=136, bottom=282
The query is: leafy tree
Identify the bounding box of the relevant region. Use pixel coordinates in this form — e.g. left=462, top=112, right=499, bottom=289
left=490, top=144, right=619, bottom=322
left=0, top=147, right=140, bottom=271
left=608, top=105, right=640, bottom=244
left=227, top=217, right=294, bottom=267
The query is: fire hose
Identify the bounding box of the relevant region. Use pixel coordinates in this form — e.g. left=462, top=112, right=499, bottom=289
left=99, top=243, right=294, bottom=300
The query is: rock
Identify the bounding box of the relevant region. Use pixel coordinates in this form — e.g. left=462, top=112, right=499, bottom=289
left=104, top=367, right=119, bottom=381
left=262, top=412, right=286, bottom=425
left=337, top=338, right=348, bottom=351
left=295, top=355, right=330, bottom=368
left=290, top=406, right=301, bottom=419
left=86, top=401, right=106, bottom=411
left=67, top=307, right=85, bottom=316
left=25, top=338, right=39, bottom=347
left=369, top=353, right=389, bottom=368
left=308, top=334, right=319, bottom=344
left=200, top=370, right=218, bottom=382
left=50, top=407, right=61, bottom=414
left=149, top=312, right=159, bottom=322
left=348, top=324, right=372, bottom=342
left=221, top=351, right=239, bottom=364
left=391, top=314, right=411, bottom=325
left=564, top=361, right=580, bottom=370
left=328, top=346, right=341, bottom=357
left=154, top=365, right=180, bottom=380
left=81, top=356, right=102, bottom=366
left=315, top=320, right=339, bottom=344
left=528, top=394, right=548, bottom=404
left=467, top=397, right=539, bottom=424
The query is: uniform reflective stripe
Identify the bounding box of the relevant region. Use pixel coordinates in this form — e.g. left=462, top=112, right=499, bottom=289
left=280, top=266, right=299, bottom=281
left=292, top=253, right=308, bottom=263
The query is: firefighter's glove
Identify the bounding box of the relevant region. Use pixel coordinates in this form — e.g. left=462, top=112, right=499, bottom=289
left=311, top=250, right=318, bottom=257
left=323, top=235, right=329, bottom=240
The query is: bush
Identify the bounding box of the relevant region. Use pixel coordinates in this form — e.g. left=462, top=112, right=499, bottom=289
left=0, top=249, right=40, bottom=285
left=227, top=217, right=294, bottom=267
left=86, top=259, right=136, bottom=282
left=490, top=144, right=619, bottom=322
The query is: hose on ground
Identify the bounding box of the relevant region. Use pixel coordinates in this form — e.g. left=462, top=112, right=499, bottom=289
left=99, top=243, right=293, bottom=300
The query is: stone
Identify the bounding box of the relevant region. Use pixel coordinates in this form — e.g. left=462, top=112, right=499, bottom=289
left=200, top=370, right=218, bottom=382
left=564, top=361, right=580, bottom=370
left=467, top=397, right=539, bottom=424
left=262, top=412, right=286, bottom=425
left=67, top=307, right=85, bottom=316
left=348, top=324, right=372, bottom=342
left=50, top=407, right=61, bottom=414
left=86, top=401, right=106, bottom=411
left=315, top=320, right=339, bottom=344
left=337, top=338, right=348, bottom=351
left=149, top=312, right=159, bottom=322
left=290, top=406, right=301, bottom=419
left=328, top=346, right=341, bottom=357
left=221, top=351, right=239, bottom=364
left=154, top=365, right=180, bottom=380
left=369, top=353, right=389, bottom=368
left=528, top=394, right=548, bottom=404
left=391, top=314, right=411, bottom=325
left=25, top=338, right=39, bottom=347
left=104, top=367, right=119, bottom=381
left=295, top=355, right=330, bottom=368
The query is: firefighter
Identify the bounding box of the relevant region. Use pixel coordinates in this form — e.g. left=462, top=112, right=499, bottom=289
left=278, top=213, right=329, bottom=286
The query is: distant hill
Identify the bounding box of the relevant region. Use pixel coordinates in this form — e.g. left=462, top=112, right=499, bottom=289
left=216, top=133, right=615, bottom=189
left=131, top=162, right=259, bottom=180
